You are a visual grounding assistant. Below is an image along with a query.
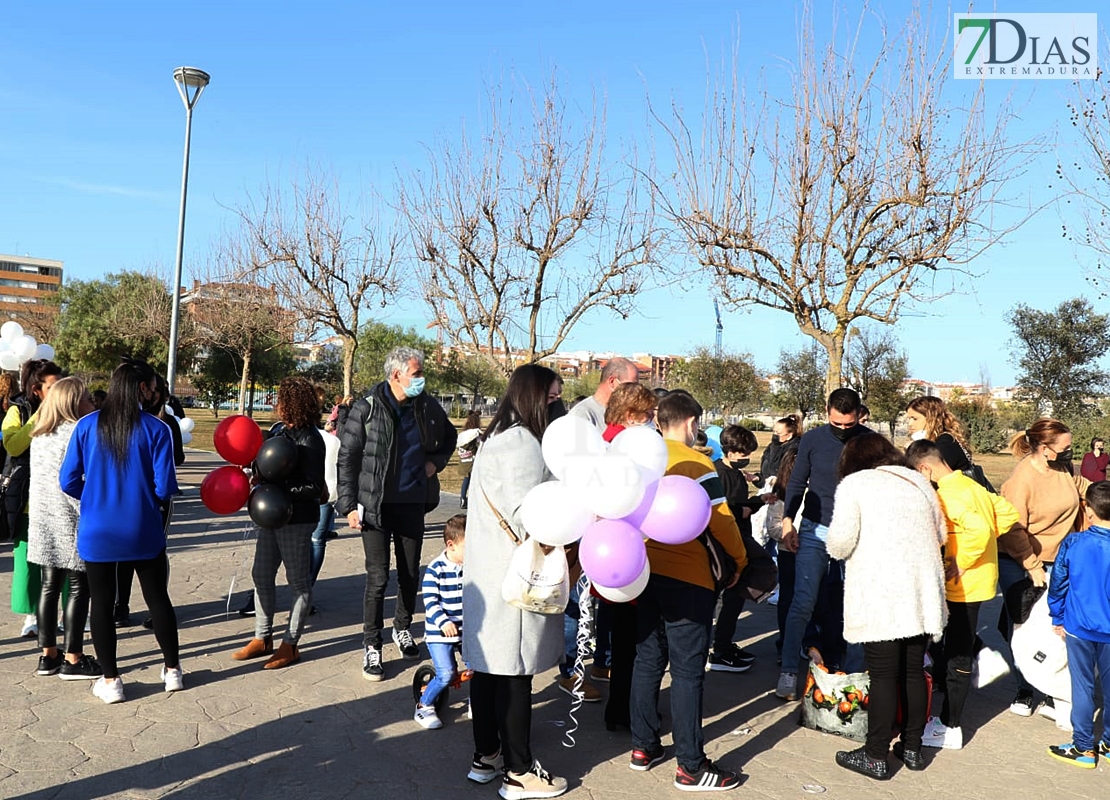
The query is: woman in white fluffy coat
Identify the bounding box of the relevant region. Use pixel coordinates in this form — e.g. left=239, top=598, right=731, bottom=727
left=825, top=434, right=947, bottom=781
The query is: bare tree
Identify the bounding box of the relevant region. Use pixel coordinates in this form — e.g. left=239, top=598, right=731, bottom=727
left=232, top=172, right=400, bottom=396
left=1064, top=63, right=1110, bottom=284
left=187, top=270, right=295, bottom=412
left=654, top=3, right=1033, bottom=395
left=401, top=72, right=657, bottom=374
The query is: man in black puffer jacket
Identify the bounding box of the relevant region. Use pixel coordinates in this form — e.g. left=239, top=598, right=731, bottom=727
left=337, top=347, right=456, bottom=682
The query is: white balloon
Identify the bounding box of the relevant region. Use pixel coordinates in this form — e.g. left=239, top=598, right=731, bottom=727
left=178, top=416, right=195, bottom=433
left=564, top=452, right=647, bottom=520
left=14, top=334, right=37, bottom=363
left=33, top=343, right=55, bottom=361
left=0, top=351, right=21, bottom=371
left=180, top=431, right=193, bottom=445
left=593, top=559, right=651, bottom=603
left=540, top=415, right=607, bottom=481
left=520, top=481, right=596, bottom=547
left=0, top=321, right=22, bottom=343
left=610, top=426, right=669, bottom=483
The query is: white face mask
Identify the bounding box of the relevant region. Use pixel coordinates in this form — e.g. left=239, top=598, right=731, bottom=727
left=911, top=429, right=927, bottom=441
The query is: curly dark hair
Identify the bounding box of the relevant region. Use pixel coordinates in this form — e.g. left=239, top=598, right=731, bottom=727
left=276, top=377, right=321, bottom=429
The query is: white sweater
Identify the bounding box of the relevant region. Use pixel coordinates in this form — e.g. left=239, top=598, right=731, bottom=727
left=826, top=466, right=948, bottom=644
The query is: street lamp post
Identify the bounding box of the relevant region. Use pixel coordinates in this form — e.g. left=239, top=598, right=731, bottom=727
left=166, top=66, right=210, bottom=396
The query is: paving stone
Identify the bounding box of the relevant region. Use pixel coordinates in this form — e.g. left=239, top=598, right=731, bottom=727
left=0, top=731, right=87, bottom=771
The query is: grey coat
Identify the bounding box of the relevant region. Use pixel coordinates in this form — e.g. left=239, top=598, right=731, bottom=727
left=27, top=422, right=83, bottom=571
left=461, top=426, right=563, bottom=675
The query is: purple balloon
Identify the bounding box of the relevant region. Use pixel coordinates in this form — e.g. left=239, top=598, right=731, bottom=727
left=579, top=519, right=648, bottom=589
left=638, top=475, right=712, bottom=545
left=622, top=479, right=659, bottom=529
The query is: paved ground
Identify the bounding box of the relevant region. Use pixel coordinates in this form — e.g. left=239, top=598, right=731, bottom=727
left=0, top=450, right=1104, bottom=799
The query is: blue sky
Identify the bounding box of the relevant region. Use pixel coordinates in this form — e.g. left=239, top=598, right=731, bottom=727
left=0, top=1, right=1103, bottom=387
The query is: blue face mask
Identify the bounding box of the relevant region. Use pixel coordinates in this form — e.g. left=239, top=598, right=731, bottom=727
left=404, top=376, right=425, bottom=398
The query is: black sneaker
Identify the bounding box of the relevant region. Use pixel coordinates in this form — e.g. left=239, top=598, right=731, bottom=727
left=708, top=649, right=753, bottom=673
left=730, top=644, right=756, bottom=664
left=393, top=628, right=420, bottom=660
left=630, top=746, right=666, bottom=771
left=1100, top=740, right=1110, bottom=758
left=59, top=654, right=103, bottom=681
left=363, top=645, right=384, bottom=681
left=36, top=652, right=64, bottom=676
left=673, top=758, right=741, bottom=791
left=238, top=594, right=256, bottom=617
left=141, top=616, right=154, bottom=630
left=835, top=747, right=890, bottom=781
left=1010, top=688, right=1037, bottom=717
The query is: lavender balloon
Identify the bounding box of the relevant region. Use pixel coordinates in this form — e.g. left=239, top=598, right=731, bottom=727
left=579, top=519, right=648, bottom=589
left=622, top=479, right=659, bottom=529
left=638, top=475, right=712, bottom=545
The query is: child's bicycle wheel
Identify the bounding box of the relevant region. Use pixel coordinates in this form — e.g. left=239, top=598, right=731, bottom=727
left=412, top=665, right=449, bottom=714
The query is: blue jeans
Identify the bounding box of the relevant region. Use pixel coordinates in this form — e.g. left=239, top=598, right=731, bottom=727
left=781, top=519, right=830, bottom=675
left=1065, top=633, right=1110, bottom=751
left=419, top=641, right=459, bottom=707
left=631, top=574, right=715, bottom=772
left=310, top=503, right=335, bottom=587
left=560, top=582, right=583, bottom=678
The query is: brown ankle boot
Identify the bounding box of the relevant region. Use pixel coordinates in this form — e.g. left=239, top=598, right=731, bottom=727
left=232, top=637, right=273, bottom=661
left=263, top=641, right=300, bottom=670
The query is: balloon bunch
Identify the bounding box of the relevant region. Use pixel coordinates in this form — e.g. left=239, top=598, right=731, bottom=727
left=0, top=321, right=56, bottom=372
left=200, top=415, right=303, bottom=528
left=521, top=417, right=712, bottom=602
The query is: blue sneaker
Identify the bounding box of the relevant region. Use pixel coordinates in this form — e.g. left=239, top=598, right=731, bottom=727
left=1048, top=743, right=1096, bottom=769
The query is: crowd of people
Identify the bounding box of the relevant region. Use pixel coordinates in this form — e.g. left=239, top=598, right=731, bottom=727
left=7, top=347, right=1110, bottom=798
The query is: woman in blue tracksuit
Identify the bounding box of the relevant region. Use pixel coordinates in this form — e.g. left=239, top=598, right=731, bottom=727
left=59, top=359, right=180, bottom=704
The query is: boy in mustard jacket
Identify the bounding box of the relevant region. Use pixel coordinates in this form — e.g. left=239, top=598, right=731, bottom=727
left=908, top=440, right=1020, bottom=750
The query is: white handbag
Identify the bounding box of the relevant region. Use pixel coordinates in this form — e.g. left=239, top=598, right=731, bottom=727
left=484, top=489, right=569, bottom=615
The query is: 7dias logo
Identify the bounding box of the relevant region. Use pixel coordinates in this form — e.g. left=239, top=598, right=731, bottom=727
left=954, top=13, right=1097, bottom=80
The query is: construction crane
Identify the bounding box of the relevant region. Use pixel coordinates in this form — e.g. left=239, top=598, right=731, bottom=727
left=713, top=299, right=723, bottom=357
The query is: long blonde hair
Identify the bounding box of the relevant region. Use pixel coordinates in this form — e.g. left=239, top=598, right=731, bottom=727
left=906, top=395, right=969, bottom=451
left=31, top=376, right=87, bottom=438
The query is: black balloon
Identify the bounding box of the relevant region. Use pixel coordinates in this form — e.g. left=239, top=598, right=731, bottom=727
left=255, top=436, right=298, bottom=482
left=249, top=484, right=293, bottom=529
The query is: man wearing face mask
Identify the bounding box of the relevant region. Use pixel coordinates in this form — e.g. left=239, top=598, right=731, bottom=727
left=337, top=347, right=457, bottom=682
left=775, top=388, right=872, bottom=701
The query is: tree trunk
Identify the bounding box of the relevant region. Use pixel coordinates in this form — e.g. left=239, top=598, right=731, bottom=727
left=238, top=351, right=252, bottom=415
left=821, top=334, right=847, bottom=402
left=342, top=335, right=357, bottom=398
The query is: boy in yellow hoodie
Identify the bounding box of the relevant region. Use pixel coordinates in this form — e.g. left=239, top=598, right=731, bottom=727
left=908, top=440, right=1020, bottom=751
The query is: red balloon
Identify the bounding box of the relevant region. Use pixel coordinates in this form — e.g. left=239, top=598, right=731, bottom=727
left=213, top=414, right=264, bottom=466
left=200, top=466, right=251, bottom=515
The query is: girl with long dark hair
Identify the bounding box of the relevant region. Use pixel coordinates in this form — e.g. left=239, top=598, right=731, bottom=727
left=59, top=359, right=180, bottom=703
left=5, top=358, right=63, bottom=637
left=461, top=363, right=568, bottom=799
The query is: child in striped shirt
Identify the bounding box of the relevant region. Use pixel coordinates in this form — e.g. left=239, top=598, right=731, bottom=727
left=416, top=514, right=466, bottom=730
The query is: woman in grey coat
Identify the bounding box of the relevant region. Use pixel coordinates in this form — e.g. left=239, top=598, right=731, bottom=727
left=462, top=364, right=567, bottom=800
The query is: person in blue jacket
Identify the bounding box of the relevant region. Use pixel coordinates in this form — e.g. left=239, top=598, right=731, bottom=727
left=1046, top=480, right=1110, bottom=768
left=59, top=358, right=180, bottom=704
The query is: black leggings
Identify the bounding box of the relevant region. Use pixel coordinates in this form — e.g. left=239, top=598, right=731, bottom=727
left=941, top=600, right=981, bottom=728
left=86, top=552, right=179, bottom=678
left=37, top=567, right=89, bottom=654
left=863, top=635, right=929, bottom=759
left=470, top=672, right=534, bottom=774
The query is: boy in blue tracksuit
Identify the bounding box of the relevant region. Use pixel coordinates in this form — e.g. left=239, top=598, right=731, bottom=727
left=1046, top=481, right=1110, bottom=768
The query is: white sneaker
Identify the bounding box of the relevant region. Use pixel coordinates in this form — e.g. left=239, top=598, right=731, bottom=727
left=92, top=676, right=125, bottom=704
left=414, top=703, right=443, bottom=730
left=971, top=647, right=1010, bottom=689
left=20, top=614, right=37, bottom=638
left=775, top=672, right=797, bottom=700
left=161, top=666, right=184, bottom=693
left=921, top=716, right=963, bottom=750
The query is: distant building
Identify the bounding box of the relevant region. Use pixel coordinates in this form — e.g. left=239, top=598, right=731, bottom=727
left=0, top=253, right=63, bottom=335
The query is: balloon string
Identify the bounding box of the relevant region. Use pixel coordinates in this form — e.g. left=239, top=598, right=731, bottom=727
left=563, top=574, right=593, bottom=749
left=225, top=524, right=257, bottom=617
